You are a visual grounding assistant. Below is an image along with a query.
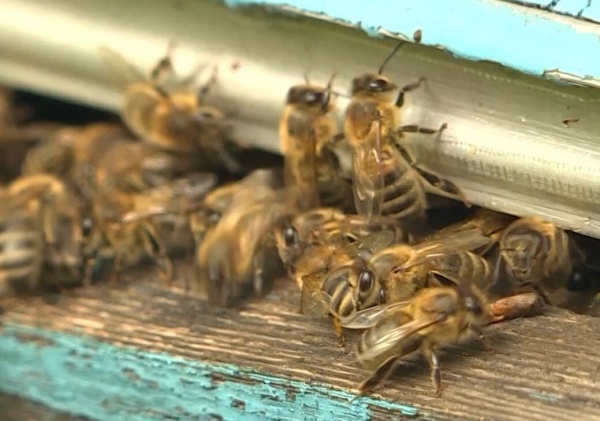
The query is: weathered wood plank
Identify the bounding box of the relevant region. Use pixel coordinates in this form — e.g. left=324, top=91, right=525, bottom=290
left=1, top=267, right=600, bottom=421
left=0, top=393, right=92, bottom=421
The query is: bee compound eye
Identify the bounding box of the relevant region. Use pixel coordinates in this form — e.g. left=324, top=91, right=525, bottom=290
left=368, top=78, right=387, bottom=91
left=358, top=270, right=374, bottom=292
left=81, top=217, right=94, bottom=237
left=465, top=295, right=483, bottom=316
left=283, top=227, right=298, bottom=247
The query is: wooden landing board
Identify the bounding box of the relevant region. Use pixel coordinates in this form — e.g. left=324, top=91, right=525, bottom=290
left=1, top=268, right=600, bottom=421
left=0, top=393, right=92, bottom=421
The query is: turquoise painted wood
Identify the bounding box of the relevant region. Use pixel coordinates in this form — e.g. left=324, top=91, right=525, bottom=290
left=224, top=0, right=600, bottom=82
left=0, top=323, right=421, bottom=421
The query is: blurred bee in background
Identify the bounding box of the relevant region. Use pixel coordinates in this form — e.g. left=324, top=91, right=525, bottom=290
left=343, top=273, right=490, bottom=397
left=194, top=168, right=296, bottom=307
left=189, top=168, right=280, bottom=248
left=99, top=42, right=243, bottom=174
left=280, top=77, right=354, bottom=212
left=0, top=174, right=82, bottom=297
left=344, top=33, right=468, bottom=228
left=496, top=216, right=575, bottom=303
left=83, top=172, right=216, bottom=286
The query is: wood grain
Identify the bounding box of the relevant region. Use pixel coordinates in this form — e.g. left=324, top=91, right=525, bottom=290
left=1, top=265, right=600, bottom=421
left=0, top=393, right=93, bottom=421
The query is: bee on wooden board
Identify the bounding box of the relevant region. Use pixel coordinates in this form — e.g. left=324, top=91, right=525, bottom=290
left=82, top=173, right=216, bottom=286
left=188, top=168, right=283, bottom=248
left=352, top=228, right=493, bottom=306
left=279, top=76, right=354, bottom=212
left=292, top=228, right=397, bottom=345
left=0, top=174, right=82, bottom=297
left=342, top=273, right=490, bottom=397
left=496, top=216, right=575, bottom=303
left=98, top=42, right=242, bottom=173
left=274, top=207, right=412, bottom=275
left=194, top=169, right=297, bottom=307
left=344, top=32, right=468, bottom=227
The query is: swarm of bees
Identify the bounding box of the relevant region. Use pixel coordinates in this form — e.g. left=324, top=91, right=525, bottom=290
left=1, top=34, right=599, bottom=399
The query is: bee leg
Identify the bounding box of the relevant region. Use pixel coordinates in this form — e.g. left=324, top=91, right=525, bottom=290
left=423, top=347, right=443, bottom=397
left=394, top=77, right=426, bottom=108
left=83, top=256, right=97, bottom=288
left=110, top=253, right=123, bottom=285
left=471, top=324, right=492, bottom=351
left=149, top=40, right=176, bottom=84
left=357, top=357, right=399, bottom=397
left=331, top=316, right=346, bottom=347
left=196, top=66, right=219, bottom=103
left=414, top=167, right=471, bottom=208
left=397, top=122, right=448, bottom=136
left=141, top=222, right=173, bottom=285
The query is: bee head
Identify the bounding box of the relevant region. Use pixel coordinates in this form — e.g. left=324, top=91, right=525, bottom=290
left=351, top=73, right=397, bottom=96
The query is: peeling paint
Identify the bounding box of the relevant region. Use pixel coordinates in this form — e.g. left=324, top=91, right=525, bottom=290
left=0, top=324, right=422, bottom=420
left=222, top=0, right=600, bottom=84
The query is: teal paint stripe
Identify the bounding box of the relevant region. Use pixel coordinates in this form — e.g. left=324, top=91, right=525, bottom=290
left=0, top=324, right=421, bottom=420
left=223, top=0, right=600, bottom=80
left=503, top=0, right=599, bottom=21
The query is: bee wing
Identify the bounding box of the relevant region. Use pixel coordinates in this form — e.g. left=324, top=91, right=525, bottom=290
left=339, top=301, right=411, bottom=329
left=351, top=122, right=383, bottom=218
left=121, top=173, right=217, bottom=222
left=356, top=315, right=443, bottom=364
left=344, top=229, right=396, bottom=260
left=301, top=274, right=331, bottom=317
left=98, top=46, right=148, bottom=89
left=398, top=229, right=492, bottom=271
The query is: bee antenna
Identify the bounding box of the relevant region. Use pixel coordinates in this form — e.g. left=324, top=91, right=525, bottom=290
left=303, top=72, right=310, bottom=84
left=378, top=41, right=405, bottom=75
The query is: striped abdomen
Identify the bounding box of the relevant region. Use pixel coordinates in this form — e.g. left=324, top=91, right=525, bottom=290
left=381, top=144, right=427, bottom=224
left=431, top=251, right=493, bottom=291
left=0, top=207, right=42, bottom=296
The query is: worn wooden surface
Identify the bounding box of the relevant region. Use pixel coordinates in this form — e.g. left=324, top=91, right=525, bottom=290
left=1, top=265, right=600, bottom=421
left=0, top=393, right=92, bottom=421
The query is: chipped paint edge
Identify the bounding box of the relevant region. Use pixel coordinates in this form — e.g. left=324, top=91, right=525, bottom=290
left=0, top=323, right=423, bottom=420
left=223, top=0, right=600, bottom=87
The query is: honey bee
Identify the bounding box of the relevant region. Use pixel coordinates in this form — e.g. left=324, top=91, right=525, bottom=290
left=189, top=168, right=283, bottom=248
left=83, top=173, right=216, bottom=286
left=280, top=77, right=354, bottom=211
left=194, top=172, right=296, bottom=307
left=98, top=44, right=242, bottom=173
left=20, top=126, right=79, bottom=179
left=358, top=229, right=493, bottom=305
left=274, top=207, right=411, bottom=273
left=0, top=174, right=82, bottom=297
left=344, top=38, right=467, bottom=225
left=497, top=216, right=574, bottom=302
left=292, top=229, right=397, bottom=345
left=342, top=274, right=490, bottom=397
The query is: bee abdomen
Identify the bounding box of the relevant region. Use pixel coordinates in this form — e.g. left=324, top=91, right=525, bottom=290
left=322, top=273, right=356, bottom=318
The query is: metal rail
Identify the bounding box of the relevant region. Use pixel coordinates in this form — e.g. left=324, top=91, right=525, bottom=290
left=2, top=0, right=600, bottom=238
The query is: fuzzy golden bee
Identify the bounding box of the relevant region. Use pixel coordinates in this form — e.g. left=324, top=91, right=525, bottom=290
left=341, top=274, right=490, bottom=397
left=356, top=228, right=493, bottom=305
left=194, top=169, right=296, bottom=307
left=280, top=78, right=354, bottom=211
left=99, top=43, right=242, bottom=173
left=344, top=37, right=467, bottom=226
left=497, top=216, right=574, bottom=302
left=0, top=174, right=82, bottom=297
